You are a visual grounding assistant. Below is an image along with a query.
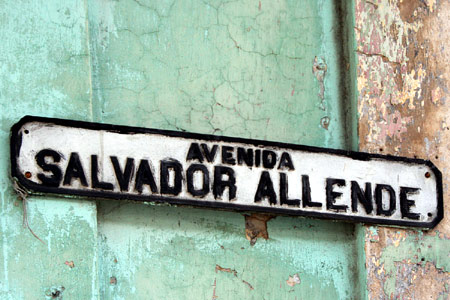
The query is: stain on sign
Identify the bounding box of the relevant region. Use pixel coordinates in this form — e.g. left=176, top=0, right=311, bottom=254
left=11, top=116, right=443, bottom=228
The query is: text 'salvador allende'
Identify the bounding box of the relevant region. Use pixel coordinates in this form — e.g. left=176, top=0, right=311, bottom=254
left=33, top=142, right=421, bottom=220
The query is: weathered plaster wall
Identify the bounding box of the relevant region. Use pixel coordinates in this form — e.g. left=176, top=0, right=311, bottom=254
left=87, top=0, right=353, bottom=148
left=356, top=0, right=450, bottom=298
left=0, top=1, right=99, bottom=299
left=91, top=0, right=361, bottom=298
left=97, top=202, right=357, bottom=299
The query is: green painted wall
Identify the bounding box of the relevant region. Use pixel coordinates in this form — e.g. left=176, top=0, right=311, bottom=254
left=0, top=1, right=98, bottom=299
left=1, top=1, right=360, bottom=299
left=97, top=202, right=356, bottom=299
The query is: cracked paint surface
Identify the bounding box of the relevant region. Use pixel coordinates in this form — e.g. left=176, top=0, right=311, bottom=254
left=88, top=0, right=353, bottom=149
left=356, top=0, right=450, bottom=298
left=90, top=1, right=360, bottom=299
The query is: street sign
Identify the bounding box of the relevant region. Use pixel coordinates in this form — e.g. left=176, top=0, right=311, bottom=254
left=11, top=116, right=443, bottom=228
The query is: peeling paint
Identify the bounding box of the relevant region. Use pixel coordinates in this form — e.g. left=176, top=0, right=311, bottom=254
left=109, top=277, right=117, bottom=286
left=44, top=286, right=65, bottom=300
left=286, top=273, right=301, bottom=287
left=312, top=56, right=328, bottom=111
left=215, top=265, right=237, bottom=277
left=64, top=261, right=75, bottom=269
left=392, top=262, right=449, bottom=299
left=215, top=264, right=254, bottom=291
left=357, top=0, right=450, bottom=297
left=320, top=116, right=330, bottom=130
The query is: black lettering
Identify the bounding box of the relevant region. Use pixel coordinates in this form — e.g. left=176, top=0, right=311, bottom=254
left=35, top=149, right=62, bottom=187
left=201, top=144, right=218, bottom=163
left=186, top=143, right=204, bottom=163
left=91, top=155, right=114, bottom=190
left=213, top=166, right=236, bottom=200
left=278, top=152, right=295, bottom=170
left=255, top=150, right=261, bottom=167
left=221, top=146, right=236, bottom=165
left=160, top=160, right=182, bottom=195
left=262, top=150, right=277, bottom=169
left=110, top=156, right=134, bottom=192
left=302, top=175, right=321, bottom=207
left=63, top=152, right=88, bottom=187
left=254, top=171, right=276, bottom=204
left=134, top=159, right=158, bottom=193
left=326, top=178, right=348, bottom=212
left=237, top=147, right=253, bottom=167
left=351, top=181, right=373, bottom=214
left=187, top=164, right=210, bottom=197
left=280, top=173, right=299, bottom=206
left=375, top=184, right=396, bottom=216
left=400, top=187, right=420, bottom=220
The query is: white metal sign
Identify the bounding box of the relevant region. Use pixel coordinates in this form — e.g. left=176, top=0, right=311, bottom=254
left=11, top=116, right=443, bottom=228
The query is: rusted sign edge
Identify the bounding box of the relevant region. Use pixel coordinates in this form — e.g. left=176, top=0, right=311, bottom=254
left=10, top=115, right=443, bottom=228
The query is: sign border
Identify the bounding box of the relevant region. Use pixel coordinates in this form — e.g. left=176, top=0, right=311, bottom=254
left=10, top=115, right=444, bottom=228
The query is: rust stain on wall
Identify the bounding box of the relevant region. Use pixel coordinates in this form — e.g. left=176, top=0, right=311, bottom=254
left=214, top=265, right=254, bottom=291
left=356, top=0, right=450, bottom=298
left=244, top=213, right=273, bottom=246
left=215, top=265, right=238, bottom=277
